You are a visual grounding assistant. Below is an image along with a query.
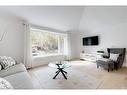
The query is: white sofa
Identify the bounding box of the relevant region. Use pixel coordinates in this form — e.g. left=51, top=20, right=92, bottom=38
left=0, top=63, right=34, bottom=89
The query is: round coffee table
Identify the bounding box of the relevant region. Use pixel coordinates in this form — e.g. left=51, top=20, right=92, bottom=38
left=48, top=61, right=71, bottom=80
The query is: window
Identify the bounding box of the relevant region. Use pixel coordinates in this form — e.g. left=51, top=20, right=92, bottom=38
left=31, top=28, right=68, bottom=56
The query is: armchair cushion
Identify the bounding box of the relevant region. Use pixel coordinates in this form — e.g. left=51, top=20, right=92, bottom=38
left=97, top=58, right=111, bottom=62
left=109, top=53, right=119, bottom=62
left=96, top=58, right=114, bottom=72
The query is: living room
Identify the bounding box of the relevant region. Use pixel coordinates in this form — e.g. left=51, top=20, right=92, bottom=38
left=0, top=6, right=127, bottom=90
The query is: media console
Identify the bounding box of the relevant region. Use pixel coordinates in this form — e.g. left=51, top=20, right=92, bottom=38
left=80, top=53, right=102, bottom=62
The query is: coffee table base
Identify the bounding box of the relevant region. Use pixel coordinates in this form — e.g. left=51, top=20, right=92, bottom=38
left=53, top=68, right=67, bottom=80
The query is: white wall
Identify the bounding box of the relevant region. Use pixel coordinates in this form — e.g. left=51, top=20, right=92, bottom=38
left=32, top=55, right=65, bottom=67
left=77, top=6, right=127, bottom=65
left=0, top=12, right=24, bottom=63
left=68, top=31, right=81, bottom=59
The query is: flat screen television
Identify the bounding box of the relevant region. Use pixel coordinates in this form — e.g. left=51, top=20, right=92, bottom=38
left=83, top=36, right=99, bottom=46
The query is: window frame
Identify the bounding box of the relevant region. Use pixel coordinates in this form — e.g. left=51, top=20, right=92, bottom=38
left=31, top=28, right=68, bottom=57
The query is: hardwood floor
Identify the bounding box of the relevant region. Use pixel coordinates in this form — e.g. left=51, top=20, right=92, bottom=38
left=28, top=60, right=127, bottom=89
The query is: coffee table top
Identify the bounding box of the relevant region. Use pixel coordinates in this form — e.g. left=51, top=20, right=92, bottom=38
left=48, top=61, right=71, bottom=69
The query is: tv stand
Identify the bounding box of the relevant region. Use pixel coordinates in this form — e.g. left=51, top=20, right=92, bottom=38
left=80, top=53, right=97, bottom=62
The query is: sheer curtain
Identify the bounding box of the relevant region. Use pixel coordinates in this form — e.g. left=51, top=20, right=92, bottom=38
left=64, top=33, right=71, bottom=61
left=23, top=23, right=32, bottom=69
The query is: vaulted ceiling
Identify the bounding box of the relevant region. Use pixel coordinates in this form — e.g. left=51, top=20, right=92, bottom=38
left=1, top=6, right=127, bottom=33
left=0, top=6, right=85, bottom=31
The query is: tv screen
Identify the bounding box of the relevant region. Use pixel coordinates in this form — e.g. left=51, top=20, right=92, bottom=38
left=83, top=36, right=99, bottom=46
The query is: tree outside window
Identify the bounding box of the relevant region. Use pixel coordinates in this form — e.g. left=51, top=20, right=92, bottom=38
left=31, top=30, right=66, bottom=56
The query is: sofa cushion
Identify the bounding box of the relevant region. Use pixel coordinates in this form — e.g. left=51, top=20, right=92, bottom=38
left=4, top=72, right=34, bottom=89
left=0, top=63, right=26, bottom=77
left=0, top=77, right=13, bottom=89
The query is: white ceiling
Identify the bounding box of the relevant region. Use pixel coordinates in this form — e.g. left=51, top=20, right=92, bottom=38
left=0, top=6, right=85, bottom=31
left=79, top=6, right=127, bottom=33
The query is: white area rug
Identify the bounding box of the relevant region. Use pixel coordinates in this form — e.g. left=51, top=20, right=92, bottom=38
left=32, top=62, right=102, bottom=89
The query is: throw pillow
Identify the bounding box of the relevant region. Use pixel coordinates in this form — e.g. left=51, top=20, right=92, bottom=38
left=109, top=53, right=119, bottom=62
left=0, top=78, right=13, bottom=89
left=0, top=56, right=16, bottom=69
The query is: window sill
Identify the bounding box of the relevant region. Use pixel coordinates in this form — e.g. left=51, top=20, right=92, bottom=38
left=32, top=53, right=65, bottom=58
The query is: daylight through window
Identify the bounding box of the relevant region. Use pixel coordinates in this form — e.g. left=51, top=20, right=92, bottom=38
left=31, top=28, right=67, bottom=56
